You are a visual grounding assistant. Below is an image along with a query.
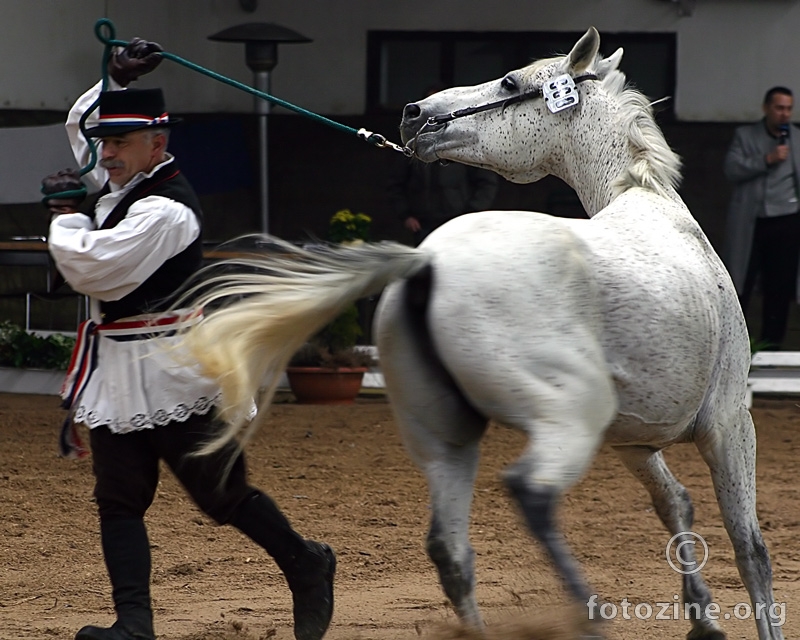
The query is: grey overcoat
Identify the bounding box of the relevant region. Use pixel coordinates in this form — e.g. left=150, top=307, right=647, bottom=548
left=722, top=119, right=800, bottom=300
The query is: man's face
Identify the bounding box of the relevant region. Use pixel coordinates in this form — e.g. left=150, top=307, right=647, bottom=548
left=763, top=93, right=793, bottom=134
left=99, top=129, right=164, bottom=186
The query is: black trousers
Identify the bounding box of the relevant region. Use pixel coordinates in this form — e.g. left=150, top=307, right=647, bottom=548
left=90, top=411, right=254, bottom=524
left=743, top=212, right=800, bottom=348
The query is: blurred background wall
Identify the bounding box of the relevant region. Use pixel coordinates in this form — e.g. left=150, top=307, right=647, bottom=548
left=0, top=0, right=795, bottom=333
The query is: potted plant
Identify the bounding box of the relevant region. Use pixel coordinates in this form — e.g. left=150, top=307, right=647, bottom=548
left=0, top=320, right=75, bottom=395
left=286, top=209, right=377, bottom=404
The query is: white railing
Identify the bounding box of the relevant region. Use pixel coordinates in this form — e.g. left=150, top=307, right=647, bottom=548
left=747, top=351, right=800, bottom=407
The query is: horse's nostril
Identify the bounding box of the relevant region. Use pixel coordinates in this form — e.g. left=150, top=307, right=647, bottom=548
left=403, top=103, right=422, bottom=120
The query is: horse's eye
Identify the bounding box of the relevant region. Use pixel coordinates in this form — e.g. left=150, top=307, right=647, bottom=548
left=501, top=76, right=517, bottom=92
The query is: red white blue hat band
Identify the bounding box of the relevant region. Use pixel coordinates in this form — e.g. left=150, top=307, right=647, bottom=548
left=84, top=88, right=182, bottom=138
left=98, top=113, right=171, bottom=126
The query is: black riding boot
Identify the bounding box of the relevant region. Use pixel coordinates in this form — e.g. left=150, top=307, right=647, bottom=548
left=230, top=491, right=336, bottom=640
left=75, top=518, right=154, bottom=640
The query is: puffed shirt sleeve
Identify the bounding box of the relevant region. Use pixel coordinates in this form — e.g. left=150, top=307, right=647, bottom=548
left=48, top=196, right=201, bottom=301
left=65, top=78, right=125, bottom=190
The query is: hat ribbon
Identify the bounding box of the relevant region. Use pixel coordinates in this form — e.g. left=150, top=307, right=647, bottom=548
left=98, top=112, right=170, bottom=126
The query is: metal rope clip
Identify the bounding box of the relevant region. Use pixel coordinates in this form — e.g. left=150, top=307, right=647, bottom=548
left=357, top=128, right=414, bottom=156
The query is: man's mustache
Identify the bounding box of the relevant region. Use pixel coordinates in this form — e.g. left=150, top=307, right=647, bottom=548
left=99, top=159, right=125, bottom=170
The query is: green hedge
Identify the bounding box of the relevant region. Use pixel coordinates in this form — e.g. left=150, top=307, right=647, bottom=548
left=0, top=321, right=75, bottom=370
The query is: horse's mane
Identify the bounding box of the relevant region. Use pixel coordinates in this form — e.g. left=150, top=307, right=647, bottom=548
left=602, top=68, right=683, bottom=198
left=526, top=55, right=682, bottom=199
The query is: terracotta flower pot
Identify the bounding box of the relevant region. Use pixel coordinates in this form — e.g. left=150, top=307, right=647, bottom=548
left=285, top=366, right=368, bottom=405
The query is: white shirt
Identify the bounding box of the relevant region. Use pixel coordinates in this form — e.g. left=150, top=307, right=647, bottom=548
left=49, top=80, right=200, bottom=321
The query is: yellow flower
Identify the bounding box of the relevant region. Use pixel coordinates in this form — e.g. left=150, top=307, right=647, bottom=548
left=329, top=208, right=371, bottom=243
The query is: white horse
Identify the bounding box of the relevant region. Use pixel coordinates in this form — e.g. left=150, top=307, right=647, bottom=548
left=178, top=28, right=783, bottom=640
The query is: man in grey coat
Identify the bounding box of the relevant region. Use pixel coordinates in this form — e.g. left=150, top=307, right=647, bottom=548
left=723, top=86, right=800, bottom=349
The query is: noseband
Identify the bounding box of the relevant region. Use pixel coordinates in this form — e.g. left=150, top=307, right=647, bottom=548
left=425, top=73, right=598, bottom=126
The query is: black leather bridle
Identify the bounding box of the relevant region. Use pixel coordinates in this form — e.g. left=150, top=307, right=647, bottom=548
left=425, top=73, right=598, bottom=126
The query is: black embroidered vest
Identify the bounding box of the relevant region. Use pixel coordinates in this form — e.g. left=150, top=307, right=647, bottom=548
left=80, top=162, right=204, bottom=322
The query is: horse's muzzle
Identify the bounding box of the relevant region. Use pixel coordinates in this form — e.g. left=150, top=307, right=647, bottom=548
left=399, top=100, right=449, bottom=161
left=400, top=101, right=436, bottom=144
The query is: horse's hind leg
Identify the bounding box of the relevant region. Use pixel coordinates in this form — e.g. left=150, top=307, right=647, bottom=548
left=500, top=414, right=612, bottom=640
left=445, top=343, right=617, bottom=636
left=376, top=282, right=488, bottom=631
left=422, top=431, right=486, bottom=629
left=503, top=426, right=605, bottom=606
left=387, top=367, right=487, bottom=630
left=695, top=405, right=785, bottom=640
left=613, top=445, right=724, bottom=640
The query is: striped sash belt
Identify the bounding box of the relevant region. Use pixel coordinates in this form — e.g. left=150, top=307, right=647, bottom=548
left=58, top=311, right=202, bottom=459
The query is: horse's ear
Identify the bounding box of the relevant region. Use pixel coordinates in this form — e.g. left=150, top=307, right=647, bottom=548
left=566, top=27, right=601, bottom=74
left=596, top=47, right=624, bottom=78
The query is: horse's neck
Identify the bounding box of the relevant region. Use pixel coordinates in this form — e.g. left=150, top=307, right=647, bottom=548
left=556, top=137, right=631, bottom=216
left=560, top=158, right=624, bottom=216
left=549, top=101, right=635, bottom=217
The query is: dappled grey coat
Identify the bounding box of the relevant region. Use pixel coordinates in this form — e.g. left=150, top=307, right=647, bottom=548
left=723, top=119, right=800, bottom=300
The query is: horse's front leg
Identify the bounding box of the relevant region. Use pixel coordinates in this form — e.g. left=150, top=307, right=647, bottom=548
left=613, top=445, right=725, bottom=640
left=695, top=404, right=785, bottom=640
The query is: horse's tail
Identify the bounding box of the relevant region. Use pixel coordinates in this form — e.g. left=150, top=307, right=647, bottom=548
left=176, top=237, right=431, bottom=455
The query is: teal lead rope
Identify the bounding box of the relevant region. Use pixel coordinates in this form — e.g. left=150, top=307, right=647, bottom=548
left=40, top=23, right=112, bottom=204
left=93, top=19, right=408, bottom=146
left=42, top=18, right=412, bottom=205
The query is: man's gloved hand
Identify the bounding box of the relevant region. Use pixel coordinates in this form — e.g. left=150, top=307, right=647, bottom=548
left=108, top=37, right=164, bottom=87
left=41, top=168, right=85, bottom=216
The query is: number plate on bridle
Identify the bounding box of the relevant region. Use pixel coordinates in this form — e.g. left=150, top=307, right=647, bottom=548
left=543, top=74, right=579, bottom=113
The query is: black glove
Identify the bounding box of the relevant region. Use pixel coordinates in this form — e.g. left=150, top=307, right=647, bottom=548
left=41, top=168, right=85, bottom=215
left=108, top=37, right=164, bottom=87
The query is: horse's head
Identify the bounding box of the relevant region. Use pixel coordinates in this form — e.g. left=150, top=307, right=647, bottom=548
left=399, top=27, right=624, bottom=184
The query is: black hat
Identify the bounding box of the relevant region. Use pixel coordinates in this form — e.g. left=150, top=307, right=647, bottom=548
left=84, top=88, right=181, bottom=138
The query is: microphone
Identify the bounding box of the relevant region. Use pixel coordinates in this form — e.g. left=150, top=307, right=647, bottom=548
left=779, top=123, right=790, bottom=145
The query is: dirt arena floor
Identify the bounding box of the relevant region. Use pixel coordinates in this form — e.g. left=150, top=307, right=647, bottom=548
left=0, top=391, right=797, bottom=640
